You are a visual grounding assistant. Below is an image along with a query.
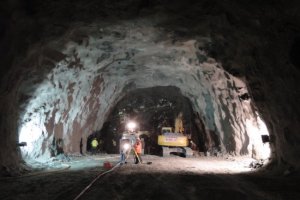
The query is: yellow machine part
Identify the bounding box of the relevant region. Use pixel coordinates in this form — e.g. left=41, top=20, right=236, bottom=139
left=158, top=135, right=188, bottom=147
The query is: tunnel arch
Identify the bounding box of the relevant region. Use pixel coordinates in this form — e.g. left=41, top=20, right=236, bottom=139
left=0, top=1, right=291, bottom=175
left=15, top=21, right=270, bottom=164
left=0, top=0, right=299, bottom=179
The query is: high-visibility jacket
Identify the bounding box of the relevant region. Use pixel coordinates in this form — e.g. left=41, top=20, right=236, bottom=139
left=91, top=139, right=98, bottom=148
left=134, top=140, right=142, bottom=154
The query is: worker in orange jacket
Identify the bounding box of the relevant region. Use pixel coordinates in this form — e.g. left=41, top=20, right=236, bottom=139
left=133, top=138, right=142, bottom=164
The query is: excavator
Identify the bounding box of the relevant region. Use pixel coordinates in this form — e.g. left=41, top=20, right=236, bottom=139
left=157, top=112, right=193, bottom=157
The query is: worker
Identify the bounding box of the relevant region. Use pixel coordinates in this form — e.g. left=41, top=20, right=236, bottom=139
left=120, top=149, right=127, bottom=165
left=133, top=137, right=142, bottom=164
left=91, top=138, right=99, bottom=155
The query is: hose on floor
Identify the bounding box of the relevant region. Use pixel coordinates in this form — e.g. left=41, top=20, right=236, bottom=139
left=73, top=161, right=121, bottom=200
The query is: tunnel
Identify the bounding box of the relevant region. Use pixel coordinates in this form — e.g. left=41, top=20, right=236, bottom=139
left=97, top=86, right=206, bottom=155
left=0, top=0, right=300, bottom=199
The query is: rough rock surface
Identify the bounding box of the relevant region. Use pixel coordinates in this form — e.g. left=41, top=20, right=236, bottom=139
left=0, top=0, right=299, bottom=173
left=16, top=21, right=262, bottom=161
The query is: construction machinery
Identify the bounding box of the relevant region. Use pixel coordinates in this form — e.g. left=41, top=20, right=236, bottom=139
left=157, top=113, right=193, bottom=157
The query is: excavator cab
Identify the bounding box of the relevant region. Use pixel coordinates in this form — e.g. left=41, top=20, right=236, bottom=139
left=161, top=127, right=172, bottom=134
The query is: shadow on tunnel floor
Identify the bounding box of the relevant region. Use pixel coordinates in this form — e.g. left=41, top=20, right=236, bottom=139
left=1, top=164, right=300, bottom=200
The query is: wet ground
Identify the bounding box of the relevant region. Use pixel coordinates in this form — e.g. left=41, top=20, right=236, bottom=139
left=0, top=155, right=299, bottom=200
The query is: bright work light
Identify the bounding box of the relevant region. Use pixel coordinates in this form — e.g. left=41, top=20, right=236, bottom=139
left=123, top=143, right=130, bottom=150
left=127, top=121, right=137, bottom=132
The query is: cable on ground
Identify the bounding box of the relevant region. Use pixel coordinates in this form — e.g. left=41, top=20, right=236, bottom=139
left=73, top=161, right=121, bottom=200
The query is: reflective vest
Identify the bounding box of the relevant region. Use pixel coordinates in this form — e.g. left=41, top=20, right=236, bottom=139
left=134, top=140, right=142, bottom=154
left=91, top=139, right=98, bottom=148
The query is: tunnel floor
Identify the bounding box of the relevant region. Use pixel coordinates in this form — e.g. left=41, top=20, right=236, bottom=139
left=1, top=155, right=299, bottom=200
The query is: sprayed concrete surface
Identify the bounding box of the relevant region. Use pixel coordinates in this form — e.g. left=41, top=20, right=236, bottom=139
left=1, top=155, right=299, bottom=200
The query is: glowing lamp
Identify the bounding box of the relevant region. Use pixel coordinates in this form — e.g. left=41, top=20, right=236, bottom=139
left=123, top=143, right=130, bottom=150
left=127, top=121, right=137, bottom=131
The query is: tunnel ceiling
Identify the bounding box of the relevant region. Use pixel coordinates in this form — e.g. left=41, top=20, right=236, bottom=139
left=0, top=0, right=300, bottom=173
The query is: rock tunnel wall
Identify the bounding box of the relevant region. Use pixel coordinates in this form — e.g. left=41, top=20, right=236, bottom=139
left=0, top=0, right=299, bottom=173
left=15, top=22, right=262, bottom=162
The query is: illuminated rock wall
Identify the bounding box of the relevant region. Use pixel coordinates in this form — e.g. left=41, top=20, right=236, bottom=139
left=0, top=0, right=299, bottom=173
left=16, top=22, right=266, bottom=162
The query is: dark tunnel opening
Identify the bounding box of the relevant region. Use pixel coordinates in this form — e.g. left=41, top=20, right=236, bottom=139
left=92, top=86, right=208, bottom=156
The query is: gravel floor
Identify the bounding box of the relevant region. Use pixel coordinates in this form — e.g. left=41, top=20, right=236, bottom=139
left=0, top=155, right=299, bottom=200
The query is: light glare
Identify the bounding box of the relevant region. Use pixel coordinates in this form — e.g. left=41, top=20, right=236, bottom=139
left=246, top=113, right=271, bottom=160
left=18, top=118, right=43, bottom=158
left=123, top=143, right=130, bottom=150
left=127, top=121, right=137, bottom=131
